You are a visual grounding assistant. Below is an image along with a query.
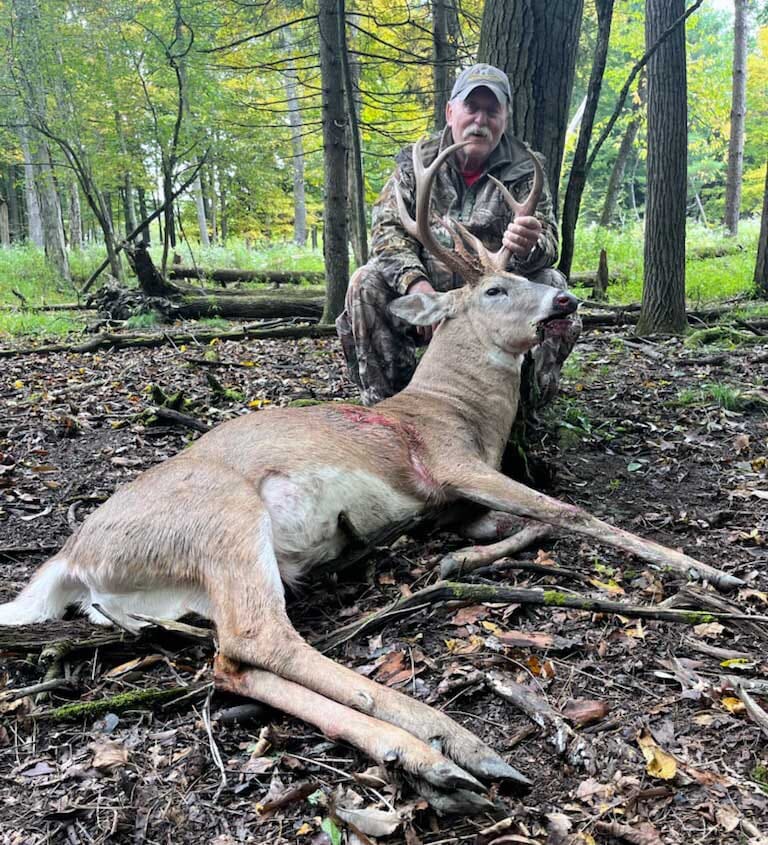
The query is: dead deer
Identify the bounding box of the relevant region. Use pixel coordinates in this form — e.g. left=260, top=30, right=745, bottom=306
left=0, top=139, right=741, bottom=814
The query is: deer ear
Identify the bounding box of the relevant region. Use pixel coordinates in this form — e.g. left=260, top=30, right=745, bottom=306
left=389, top=291, right=455, bottom=326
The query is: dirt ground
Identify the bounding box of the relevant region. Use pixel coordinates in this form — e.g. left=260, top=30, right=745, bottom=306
left=0, top=320, right=767, bottom=845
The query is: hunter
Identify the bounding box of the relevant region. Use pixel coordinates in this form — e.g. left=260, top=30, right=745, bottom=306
left=336, top=63, right=581, bottom=419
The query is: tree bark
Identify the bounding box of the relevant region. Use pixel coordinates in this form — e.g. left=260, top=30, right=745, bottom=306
left=558, top=0, right=615, bottom=277
left=281, top=30, right=308, bottom=247
left=6, top=165, right=22, bottom=242
left=137, top=186, right=151, bottom=244
left=478, top=0, right=585, bottom=212
left=319, top=0, right=350, bottom=323
left=69, top=179, right=82, bottom=250
left=432, top=0, right=459, bottom=131
left=724, top=0, right=748, bottom=236
left=342, top=8, right=368, bottom=268
left=755, top=158, right=768, bottom=297
left=33, top=139, right=71, bottom=281
left=19, top=128, right=43, bottom=247
left=599, top=79, right=645, bottom=227
left=636, top=0, right=688, bottom=336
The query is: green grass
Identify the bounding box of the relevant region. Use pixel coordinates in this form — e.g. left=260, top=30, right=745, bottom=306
left=571, top=219, right=761, bottom=305
left=675, top=382, right=748, bottom=411
left=0, top=310, right=86, bottom=338
left=0, top=218, right=764, bottom=340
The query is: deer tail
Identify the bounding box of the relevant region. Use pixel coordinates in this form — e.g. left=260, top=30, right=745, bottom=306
left=0, top=556, right=84, bottom=625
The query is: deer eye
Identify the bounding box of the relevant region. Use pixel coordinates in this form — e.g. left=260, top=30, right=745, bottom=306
left=485, top=287, right=506, bottom=297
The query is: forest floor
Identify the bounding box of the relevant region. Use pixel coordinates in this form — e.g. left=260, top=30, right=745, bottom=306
left=1, top=319, right=767, bottom=845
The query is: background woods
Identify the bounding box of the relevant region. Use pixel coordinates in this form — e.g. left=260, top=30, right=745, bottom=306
left=1, top=0, right=768, bottom=329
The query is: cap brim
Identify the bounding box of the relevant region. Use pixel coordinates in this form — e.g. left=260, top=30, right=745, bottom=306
left=454, top=82, right=508, bottom=105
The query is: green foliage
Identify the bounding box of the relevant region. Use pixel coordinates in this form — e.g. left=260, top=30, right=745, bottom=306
left=0, top=311, right=86, bottom=338
left=675, top=383, right=748, bottom=411
left=125, top=312, right=161, bottom=330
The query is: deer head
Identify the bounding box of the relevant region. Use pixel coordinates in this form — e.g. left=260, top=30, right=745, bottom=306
left=392, top=137, right=577, bottom=355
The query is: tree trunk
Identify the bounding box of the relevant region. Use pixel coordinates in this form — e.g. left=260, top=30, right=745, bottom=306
left=200, top=159, right=216, bottom=244
left=137, top=186, right=150, bottom=244
left=0, top=202, right=9, bottom=246
left=342, top=9, right=368, bottom=268
left=724, top=0, right=748, bottom=236
left=599, top=79, right=645, bottom=227
left=755, top=158, right=768, bottom=297
left=6, top=165, right=22, bottom=242
left=282, top=31, right=308, bottom=247
left=193, top=174, right=210, bottom=247
left=432, top=0, right=459, bottom=131
left=33, top=140, right=71, bottom=281
left=478, top=0, right=584, bottom=212
left=558, top=0, right=615, bottom=278
left=69, top=179, right=82, bottom=250
left=636, top=0, right=688, bottom=336
left=19, top=128, right=43, bottom=247
left=319, top=0, right=349, bottom=323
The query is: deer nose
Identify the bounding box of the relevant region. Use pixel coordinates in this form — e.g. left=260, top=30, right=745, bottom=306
left=553, top=292, right=578, bottom=314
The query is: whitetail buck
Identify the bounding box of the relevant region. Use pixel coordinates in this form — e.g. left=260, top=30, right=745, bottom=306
left=0, top=139, right=740, bottom=814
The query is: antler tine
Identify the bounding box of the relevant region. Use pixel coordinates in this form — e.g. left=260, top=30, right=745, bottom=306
left=482, top=150, right=545, bottom=274
left=395, top=137, right=484, bottom=285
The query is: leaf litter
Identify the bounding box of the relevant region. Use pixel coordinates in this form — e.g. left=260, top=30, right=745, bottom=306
left=0, top=325, right=767, bottom=843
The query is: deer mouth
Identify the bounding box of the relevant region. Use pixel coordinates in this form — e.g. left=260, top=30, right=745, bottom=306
left=537, top=315, right=574, bottom=340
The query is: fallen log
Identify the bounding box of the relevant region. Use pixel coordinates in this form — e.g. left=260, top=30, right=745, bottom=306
left=167, top=294, right=322, bottom=321
left=0, top=322, right=338, bottom=358
left=169, top=267, right=324, bottom=286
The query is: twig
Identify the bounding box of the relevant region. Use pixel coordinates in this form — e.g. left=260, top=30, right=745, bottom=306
left=90, top=603, right=138, bottom=636
left=151, top=406, right=210, bottom=433
left=312, top=581, right=767, bottom=652
left=736, top=686, right=768, bottom=738
left=200, top=690, right=228, bottom=798
left=0, top=678, right=77, bottom=702
left=40, top=685, right=199, bottom=721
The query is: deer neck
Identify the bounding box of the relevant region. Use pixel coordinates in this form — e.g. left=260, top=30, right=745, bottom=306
left=386, top=317, right=523, bottom=466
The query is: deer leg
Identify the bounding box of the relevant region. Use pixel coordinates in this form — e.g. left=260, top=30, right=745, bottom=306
left=214, top=657, right=494, bottom=814
left=446, top=462, right=743, bottom=592
left=207, top=510, right=528, bottom=805
left=440, top=522, right=556, bottom=579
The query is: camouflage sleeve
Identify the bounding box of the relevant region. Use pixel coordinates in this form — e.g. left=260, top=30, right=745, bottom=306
left=508, top=153, right=559, bottom=276
left=369, top=163, right=431, bottom=296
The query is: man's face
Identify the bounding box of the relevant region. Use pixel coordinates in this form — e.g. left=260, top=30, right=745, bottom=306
left=445, top=87, right=507, bottom=170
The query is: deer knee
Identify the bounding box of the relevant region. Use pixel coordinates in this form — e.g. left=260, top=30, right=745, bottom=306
left=217, top=616, right=306, bottom=676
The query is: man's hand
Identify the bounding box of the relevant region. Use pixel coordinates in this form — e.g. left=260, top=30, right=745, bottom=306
left=405, top=278, right=437, bottom=343
left=502, top=215, right=542, bottom=258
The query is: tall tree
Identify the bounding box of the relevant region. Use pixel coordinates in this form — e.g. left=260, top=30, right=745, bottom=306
left=599, top=80, right=645, bottom=227
left=432, top=0, right=460, bottom=131
left=558, top=0, right=615, bottom=277
left=319, top=0, right=349, bottom=323
left=478, top=0, right=584, bottom=210
left=724, top=0, right=748, bottom=235
left=755, top=157, right=768, bottom=296
left=636, top=0, right=688, bottom=335
left=342, top=7, right=368, bottom=267
left=281, top=28, right=308, bottom=247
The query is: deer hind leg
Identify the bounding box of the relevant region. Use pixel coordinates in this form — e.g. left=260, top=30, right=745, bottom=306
left=208, top=510, right=528, bottom=808
left=442, top=518, right=556, bottom=578
left=446, top=461, right=744, bottom=592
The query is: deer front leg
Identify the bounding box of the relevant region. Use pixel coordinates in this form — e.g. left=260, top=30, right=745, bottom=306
left=445, top=462, right=743, bottom=592
left=214, top=657, right=495, bottom=814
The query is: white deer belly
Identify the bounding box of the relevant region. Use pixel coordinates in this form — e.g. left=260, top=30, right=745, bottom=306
left=261, top=467, right=422, bottom=580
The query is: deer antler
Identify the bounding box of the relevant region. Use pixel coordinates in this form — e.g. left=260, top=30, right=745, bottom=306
left=395, top=138, right=544, bottom=284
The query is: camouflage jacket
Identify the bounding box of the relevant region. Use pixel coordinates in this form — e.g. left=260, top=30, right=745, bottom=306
left=370, top=131, right=559, bottom=296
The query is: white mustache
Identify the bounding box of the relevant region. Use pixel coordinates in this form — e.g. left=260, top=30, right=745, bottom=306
left=462, top=126, right=491, bottom=140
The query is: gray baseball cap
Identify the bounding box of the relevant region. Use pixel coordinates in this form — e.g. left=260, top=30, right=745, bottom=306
left=450, top=63, right=511, bottom=105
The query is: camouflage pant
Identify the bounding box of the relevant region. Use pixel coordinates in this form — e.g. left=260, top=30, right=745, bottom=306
left=336, top=259, right=582, bottom=410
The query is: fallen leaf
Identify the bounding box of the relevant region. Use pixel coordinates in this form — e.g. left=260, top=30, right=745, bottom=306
left=716, top=807, right=741, bottom=833
left=334, top=805, right=403, bottom=837
left=90, top=740, right=128, bottom=773
left=450, top=605, right=487, bottom=626
left=589, top=578, right=625, bottom=595
left=693, top=622, right=725, bottom=639
left=733, top=433, right=751, bottom=453
left=721, top=697, right=746, bottom=714
left=637, top=730, right=677, bottom=780
left=562, top=699, right=610, bottom=727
